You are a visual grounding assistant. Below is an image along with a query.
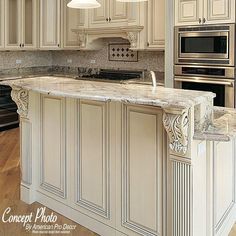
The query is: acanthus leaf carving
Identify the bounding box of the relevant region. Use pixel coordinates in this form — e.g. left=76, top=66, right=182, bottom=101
left=163, top=108, right=189, bottom=156
left=11, top=86, right=29, bottom=118
left=126, top=31, right=138, bottom=48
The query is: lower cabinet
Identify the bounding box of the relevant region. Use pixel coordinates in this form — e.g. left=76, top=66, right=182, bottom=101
left=211, top=140, right=236, bottom=235
left=38, top=96, right=166, bottom=236
left=39, top=96, right=67, bottom=200
left=116, top=104, right=165, bottom=236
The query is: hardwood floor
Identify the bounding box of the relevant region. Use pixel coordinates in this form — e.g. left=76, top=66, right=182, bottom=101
left=0, top=128, right=98, bottom=236
left=0, top=128, right=235, bottom=236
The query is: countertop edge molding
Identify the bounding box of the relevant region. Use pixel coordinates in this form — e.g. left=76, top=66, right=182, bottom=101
left=11, top=86, right=29, bottom=119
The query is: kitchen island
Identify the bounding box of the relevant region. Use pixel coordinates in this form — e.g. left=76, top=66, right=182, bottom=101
left=1, top=76, right=235, bottom=236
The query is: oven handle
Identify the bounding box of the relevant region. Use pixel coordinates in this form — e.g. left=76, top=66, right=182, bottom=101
left=175, top=77, right=234, bottom=87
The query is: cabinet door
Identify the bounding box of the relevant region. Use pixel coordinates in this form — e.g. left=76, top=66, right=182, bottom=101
left=22, top=0, right=38, bottom=49
left=0, top=1, right=5, bottom=49
left=62, top=0, right=85, bottom=49
left=88, top=0, right=109, bottom=28
left=5, top=0, right=21, bottom=49
left=40, top=96, right=67, bottom=199
left=71, top=100, right=116, bottom=227
left=204, top=0, right=235, bottom=24
left=40, top=0, right=61, bottom=49
left=109, top=0, right=128, bottom=26
left=175, top=0, right=203, bottom=26
left=117, top=104, right=165, bottom=236
left=147, top=0, right=165, bottom=50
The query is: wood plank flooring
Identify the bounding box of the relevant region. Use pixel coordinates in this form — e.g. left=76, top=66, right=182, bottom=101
left=0, top=128, right=99, bottom=236
left=0, top=128, right=235, bottom=236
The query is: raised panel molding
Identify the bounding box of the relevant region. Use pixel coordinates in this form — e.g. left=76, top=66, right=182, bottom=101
left=213, top=141, right=235, bottom=233
left=207, top=0, right=230, bottom=20
left=75, top=100, right=110, bottom=219
left=172, top=160, right=192, bottom=236
left=40, top=96, right=66, bottom=198
left=21, top=119, right=32, bottom=185
left=179, top=0, right=198, bottom=22
left=122, top=104, right=163, bottom=236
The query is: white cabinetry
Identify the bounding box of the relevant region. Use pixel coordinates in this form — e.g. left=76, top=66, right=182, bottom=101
left=175, top=0, right=235, bottom=25
left=39, top=96, right=67, bottom=199
left=61, top=0, right=86, bottom=49
left=89, top=0, right=128, bottom=28
left=116, top=104, right=165, bottom=236
left=40, top=0, right=61, bottom=49
left=5, top=0, right=38, bottom=50
left=147, top=0, right=165, bottom=50
left=0, top=1, right=5, bottom=49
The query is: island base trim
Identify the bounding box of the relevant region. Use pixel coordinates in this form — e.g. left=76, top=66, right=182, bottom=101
left=34, top=191, right=126, bottom=236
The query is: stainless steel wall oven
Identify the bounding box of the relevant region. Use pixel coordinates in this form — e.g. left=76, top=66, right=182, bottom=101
left=175, top=24, right=235, bottom=66
left=174, top=24, right=236, bottom=108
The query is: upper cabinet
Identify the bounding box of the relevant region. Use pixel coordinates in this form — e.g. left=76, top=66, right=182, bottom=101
left=5, top=0, right=38, bottom=50
left=147, top=0, right=165, bottom=50
left=40, top=0, right=61, bottom=49
left=61, top=0, right=86, bottom=49
left=88, top=0, right=128, bottom=28
left=175, top=0, right=235, bottom=25
left=0, top=1, right=5, bottom=49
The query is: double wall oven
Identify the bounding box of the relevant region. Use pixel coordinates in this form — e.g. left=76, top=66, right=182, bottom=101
left=174, top=24, right=235, bottom=108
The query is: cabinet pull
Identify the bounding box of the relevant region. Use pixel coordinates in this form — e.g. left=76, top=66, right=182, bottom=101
left=109, top=17, right=111, bottom=22
left=203, top=17, right=206, bottom=23
left=106, top=18, right=108, bottom=22
left=22, top=43, right=24, bottom=48
left=19, top=43, right=22, bottom=47
left=147, top=42, right=150, bottom=47
left=198, top=18, right=201, bottom=24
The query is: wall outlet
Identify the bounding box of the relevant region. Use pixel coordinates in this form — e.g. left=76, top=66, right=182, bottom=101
left=67, top=59, right=72, bottom=64
left=90, top=60, right=96, bottom=64
left=16, top=59, right=22, bottom=64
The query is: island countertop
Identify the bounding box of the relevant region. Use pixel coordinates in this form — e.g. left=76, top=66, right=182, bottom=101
left=0, top=76, right=214, bottom=110
left=2, top=75, right=236, bottom=141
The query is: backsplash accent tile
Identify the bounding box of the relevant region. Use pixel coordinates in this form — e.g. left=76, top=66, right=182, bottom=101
left=108, top=43, right=138, bottom=62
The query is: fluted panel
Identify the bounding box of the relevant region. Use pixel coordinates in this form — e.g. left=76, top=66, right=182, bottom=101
left=172, top=161, right=192, bottom=236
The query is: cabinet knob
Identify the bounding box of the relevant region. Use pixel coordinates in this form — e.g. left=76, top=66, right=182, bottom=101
left=147, top=42, right=150, bottom=47
left=109, top=17, right=111, bottom=22
left=106, top=18, right=108, bottom=22
left=198, top=18, right=201, bottom=24
left=57, top=44, right=60, bottom=47
left=19, top=43, right=22, bottom=47
left=203, top=18, right=206, bottom=24
left=22, top=44, right=24, bottom=48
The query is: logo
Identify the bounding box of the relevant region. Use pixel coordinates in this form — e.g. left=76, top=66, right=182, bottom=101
left=1, top=207, right=77, bottom=234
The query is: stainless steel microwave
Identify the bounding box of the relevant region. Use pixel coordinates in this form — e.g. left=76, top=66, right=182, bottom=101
left=175, top=24, right=235, bottom=66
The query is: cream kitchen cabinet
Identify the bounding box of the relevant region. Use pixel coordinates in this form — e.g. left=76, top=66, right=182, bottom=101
left=175, top=0, right=235, bottom=26
left=0, top=1, right=5, bottom=49
left=116, top=104, right=166, bottom=236
left=61, top=0, right=86, bottom=49
left=147, top=0, right=165, bottom=50
left=88, top=0, right=128, bottom=28
left=40, top=0, right=61, bottom=49
left=5, top=0, right=38, bottom=50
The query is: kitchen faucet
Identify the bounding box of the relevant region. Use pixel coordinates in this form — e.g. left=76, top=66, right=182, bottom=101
left=150, top=71, right=157, bottom=87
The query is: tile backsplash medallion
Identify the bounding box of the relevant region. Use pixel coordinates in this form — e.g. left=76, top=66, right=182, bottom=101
left=0, top=40, right=164, bottom=72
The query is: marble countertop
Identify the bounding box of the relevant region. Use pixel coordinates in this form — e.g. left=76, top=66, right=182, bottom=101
left=194, top=106, right=236, bottom=141
left=0, top=76, right=214, bottom=110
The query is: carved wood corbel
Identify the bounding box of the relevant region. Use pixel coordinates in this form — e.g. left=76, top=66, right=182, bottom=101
left=11, top=86, right=29, bottom=119
left=163, top=108, right=190, bottom=157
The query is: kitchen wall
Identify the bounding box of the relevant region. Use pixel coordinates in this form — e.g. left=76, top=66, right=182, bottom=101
left=0, top=51, right=52, bottom=70
left=52, top=39, right=165, bottom=72
left=0, top=40, right=164, bottom=72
